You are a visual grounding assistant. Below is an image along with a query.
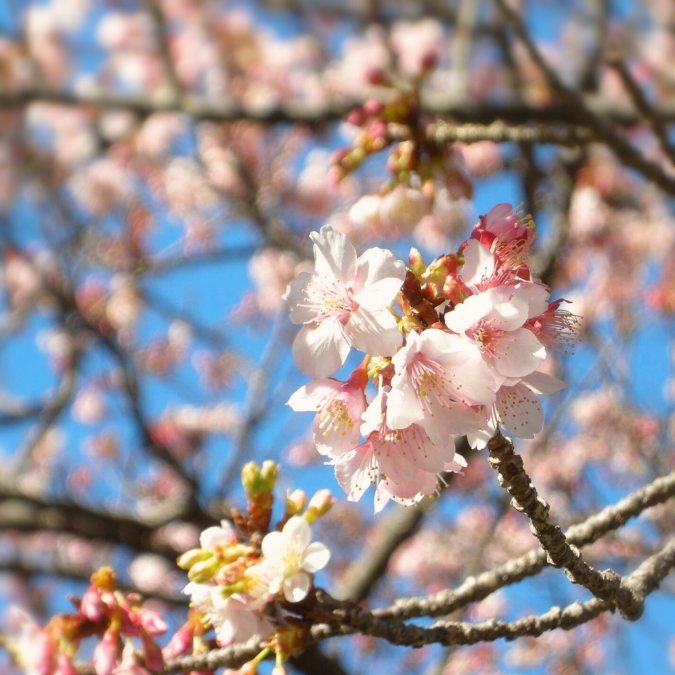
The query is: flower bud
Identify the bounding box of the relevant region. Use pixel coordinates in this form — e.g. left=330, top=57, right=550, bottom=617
left=242, top=461, right=280, bottom=495
left=305, top=490, right=334, bottom=524
left=285, top=489, right=307, bottom=516
left=177, top=549, right=212, bottom=571
left=408, top=248, right=426, bottom=277
left=80, top=584, right=104, bottom=622
left=345, top=108, right=366, bottom=126
left=187, top=557, right=221, bottom=584
left=93, top=627, right=120, bottom=675
left=91, top=567, right=116, bottom=592
left=363, top=99, right=384, bottom=115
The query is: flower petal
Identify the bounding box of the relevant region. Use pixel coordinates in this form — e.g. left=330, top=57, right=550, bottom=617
left=283, top=572, right=311, bottom=603
left=310, top=225, right=357, bottom=284
left=292, top=320, right=350, bottom=379
left=302, top=542, right=330, bottom=572
left=261, top=531, right=283, bottom=559
left=282, top=516, right=311, bottom=550
left=461, top=239, right=495, bottom=288
left=492, top=327, right=546, bottom=378
left=343, top=306, right=402, bottom=356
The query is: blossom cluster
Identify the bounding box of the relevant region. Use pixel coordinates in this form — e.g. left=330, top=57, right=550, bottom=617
left=286, top=204, right=577, bottom=510
left=4, top=567, right=167, bottom=675
left=176, top=462, right=331, bottom=655
left=5, top=464, right=333, bottom=675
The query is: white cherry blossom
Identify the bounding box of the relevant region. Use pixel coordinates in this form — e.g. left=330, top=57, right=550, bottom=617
left=285, top=224, right=406, bottom=378
left=247, top=516, right=330, bottom=603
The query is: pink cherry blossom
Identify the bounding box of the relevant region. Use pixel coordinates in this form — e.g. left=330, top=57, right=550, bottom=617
left=387, top=329, right=496, bottom=444
left=444, top=285, right=548, bottom=382
left=286, top=364, right=368, bottom=458
left=285, top=224, right=406, bottom=378
left=332, top=385, right=469, bottom=511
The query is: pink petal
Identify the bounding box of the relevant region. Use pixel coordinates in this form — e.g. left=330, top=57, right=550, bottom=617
left=496, top=383, right=544, bottom=439
left=461, top=240, right=495, bottom=288
left=287, top=379, right=342, bottom=411
left=332, top=444, right=377, bottom=501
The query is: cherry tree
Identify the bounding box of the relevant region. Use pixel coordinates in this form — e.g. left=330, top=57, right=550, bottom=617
left=0, top=1, right=674, bottom=675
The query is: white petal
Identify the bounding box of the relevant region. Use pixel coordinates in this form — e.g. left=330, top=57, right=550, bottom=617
left=310, top=225, right=357, bottom=284
left=492, top=328, right=546, bottom=378
left=488, top=286, right=529, bottom=330
left=261, top=531, right=283, bottom=559
left=302, top=542, right=330, bottom=572
left=520, top=370, right=568, bottom=395
left=360, top=387, right=386, bottom=436
left=516, top=282, right=550, bottom=318
left=283, top=516, right=311, bottom=550
left=352, top=247, right=406, bottom=304
left=287, top=379, right=341, bottom=411
left=292, top=320, right=350, bottom=379
left=285, top=273, right=317, bottom=324
left=444, top=292, right=492, bottom=334
left=283, top=572, right=311, bottom=603
left=386, top=376, right=424, bottom=430
left=343, top=306, right=402, bottom=356
left=496, top=384, right=544, bottom=439
left=333, top=444, right=377, bottom=501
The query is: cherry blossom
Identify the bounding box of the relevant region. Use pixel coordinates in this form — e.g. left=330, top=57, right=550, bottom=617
left=285, top=224, right=406, bottom=378
left=444, top=284, right=549, bottom=382
left=387, top=328, right=496, bottom=443
left=287, top=363, right=368, bottom=458
left=246, top=516, right=330, bottom=603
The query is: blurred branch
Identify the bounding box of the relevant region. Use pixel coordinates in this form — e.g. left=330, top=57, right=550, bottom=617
left=606, top=53, right=675, bottom=166
left=0, top=486, right=186, bottom=561
left=332, top=504, right=426, bottom=602
left=493, top=0, right=675, bottom=195
left=415, top=120, right=593, bottom=147
left=9, top=347, right=79, bottom=475
left=532, top=147, right=585, bottom=287
left=0, top=562, right=186, bottom=606
left=2, top=84, right=675, bottom=128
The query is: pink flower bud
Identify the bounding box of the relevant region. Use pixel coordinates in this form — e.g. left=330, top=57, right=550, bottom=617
left=56, top=653, right=77, bottom=675
left=365, top=67, right=389, bottom=86
left=162, top=622, right=193, bottom=659
left=140, top=631, right=164, bottom=673
left=345, top=108, right=366, bottom=126
left=137, top=608, right=168, bottom=637
left=81, top=585, right=105, bottom=623
left=363, top=99, right=384, bottom=115
left=93, top=628, right=121, bottom=675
